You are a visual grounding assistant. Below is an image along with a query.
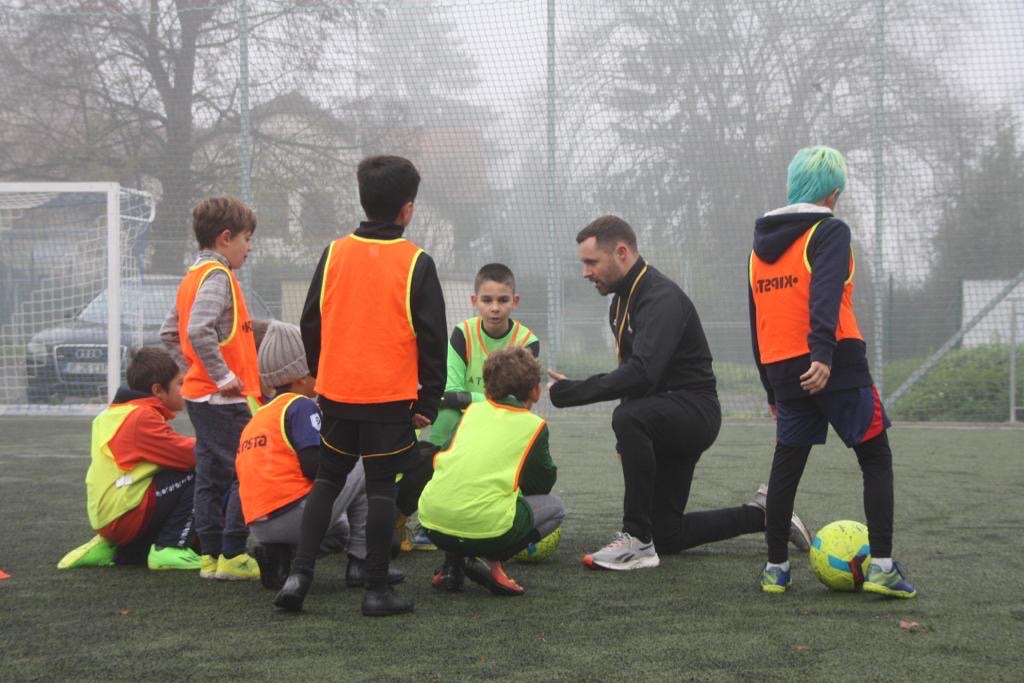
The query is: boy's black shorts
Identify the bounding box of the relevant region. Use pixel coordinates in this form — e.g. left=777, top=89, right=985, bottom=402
left=319, top=416, right=418, bottom=478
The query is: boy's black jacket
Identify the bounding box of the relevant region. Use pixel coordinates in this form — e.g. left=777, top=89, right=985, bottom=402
left=301, top=221, right=448, bottom=423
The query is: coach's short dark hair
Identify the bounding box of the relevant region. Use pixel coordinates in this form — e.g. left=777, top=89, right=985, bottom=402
left=474, top=263, right=516, bottom=293
left=192, top=196, right=257, bottom=249
left=483, top=346, right=541, bottom=403
left=127, top=347, right=180, bottom=393
left=575, top=214, right=637, bottom=250
left=357, top=155, right=421, bottom=222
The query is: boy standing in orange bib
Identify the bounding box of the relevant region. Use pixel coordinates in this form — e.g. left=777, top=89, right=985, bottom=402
left=160, top=196, right=261, bottom=581
left=274, top=156, right=447, bottom=616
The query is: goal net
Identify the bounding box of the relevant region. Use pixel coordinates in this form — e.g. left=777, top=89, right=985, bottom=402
left=0, top=183, right=155, bottom=415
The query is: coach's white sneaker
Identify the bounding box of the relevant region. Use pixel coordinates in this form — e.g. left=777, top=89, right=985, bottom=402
left=582, top=532, right=660, bottom=571
left=748, top=484, right=814, bottom=551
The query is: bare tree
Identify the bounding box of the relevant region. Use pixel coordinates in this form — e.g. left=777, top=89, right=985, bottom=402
left=0, top=1, right=489, bottom=275
left=559, top=0, right=969, bottom=334
left=0, top=1, right=366, bottom=272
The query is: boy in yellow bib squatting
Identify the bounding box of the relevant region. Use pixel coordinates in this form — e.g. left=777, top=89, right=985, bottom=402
left=402, top=263, right=540, bottom=551
left=419, top=346, right=564, bottom=596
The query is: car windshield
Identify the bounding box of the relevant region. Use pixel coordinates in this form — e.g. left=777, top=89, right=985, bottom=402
left=76, top=281, right=270, bottom=326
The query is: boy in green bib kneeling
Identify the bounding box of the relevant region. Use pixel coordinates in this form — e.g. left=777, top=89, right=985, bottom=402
left=418, top=346, right=564, bottom=596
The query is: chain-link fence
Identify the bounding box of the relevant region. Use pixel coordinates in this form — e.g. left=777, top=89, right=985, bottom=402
left=1, top=1, right=1021, bottom=419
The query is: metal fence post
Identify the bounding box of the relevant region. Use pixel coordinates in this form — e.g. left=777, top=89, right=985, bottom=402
left=872, top=0, right=887, bottom=397
left=545, top=0, right=561, bottom=369
left=238, top=0, right=252, bottom=205
left=1011, top=299, right=1020, bottom=423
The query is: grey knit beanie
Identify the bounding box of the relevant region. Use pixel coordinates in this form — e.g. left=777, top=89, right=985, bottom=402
left=258, top=321, right=309, bottom=389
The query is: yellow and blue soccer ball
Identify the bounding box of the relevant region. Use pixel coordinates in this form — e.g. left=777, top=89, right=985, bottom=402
left=513, top=527, right=561, bottom=563
left=809, top=520, right=872, bottom=591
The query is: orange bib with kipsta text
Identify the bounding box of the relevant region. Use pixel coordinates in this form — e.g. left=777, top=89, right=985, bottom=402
left=749, top=220, right=862, bottom=364
left=236, top=393, right=313, bottom=524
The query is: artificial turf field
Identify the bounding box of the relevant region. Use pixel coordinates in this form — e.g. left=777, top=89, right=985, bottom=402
left=1, top=414, right=1022, bottom=681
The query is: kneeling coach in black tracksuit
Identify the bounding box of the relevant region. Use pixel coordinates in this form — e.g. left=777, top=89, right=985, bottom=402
left=548, top=215, right=811, bottom=572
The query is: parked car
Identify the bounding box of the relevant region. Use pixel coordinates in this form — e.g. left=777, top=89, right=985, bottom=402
left=25, top=275, right=272, bottom=403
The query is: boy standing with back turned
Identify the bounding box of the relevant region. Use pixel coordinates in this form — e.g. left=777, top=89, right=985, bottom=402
left=160, top=196, right=262, bottom=581
left=275, top=155, right=447, bottom=616
left=749, top=146, right=915, bottom=597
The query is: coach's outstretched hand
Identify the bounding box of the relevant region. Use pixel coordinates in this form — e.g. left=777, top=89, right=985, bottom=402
left=546, top=369, right=566, bottom=392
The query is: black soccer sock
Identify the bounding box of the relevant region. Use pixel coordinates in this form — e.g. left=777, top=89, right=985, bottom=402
left=766, top=443, right=812, bottom=564
left=290, top=478, right=342, bottom=576
left=854, top=431, right=894, bottom=558
left=363, top=475, right=399, bottom=593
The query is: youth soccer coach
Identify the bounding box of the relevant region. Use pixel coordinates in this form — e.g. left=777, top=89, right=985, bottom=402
left=549, top=215, right=771, bottom=571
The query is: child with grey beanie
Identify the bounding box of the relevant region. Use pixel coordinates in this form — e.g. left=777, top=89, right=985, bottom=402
left=236, top=322, right=403, bottom=590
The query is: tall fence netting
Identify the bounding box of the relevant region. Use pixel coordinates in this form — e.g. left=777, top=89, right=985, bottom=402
left=0, top=1, right=1021, bottom=420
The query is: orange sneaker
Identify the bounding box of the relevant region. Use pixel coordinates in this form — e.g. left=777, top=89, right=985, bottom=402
left=464, top=557, right=524, bottom=596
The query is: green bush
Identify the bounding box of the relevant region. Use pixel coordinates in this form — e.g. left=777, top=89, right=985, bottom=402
left=889, top=345, right=1021, bottom=422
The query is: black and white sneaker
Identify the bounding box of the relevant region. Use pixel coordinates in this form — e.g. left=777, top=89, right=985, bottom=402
left=582, top=532, right=660, bottom=571
left=747, top=484, right=814, bottom=551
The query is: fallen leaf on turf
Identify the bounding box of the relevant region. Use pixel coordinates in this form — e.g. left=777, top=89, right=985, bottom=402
left=116, top=609, right=130, bottom=616
left=899, top=620, right=920, bottom=632
left=793, top=645, right=810, bottom=652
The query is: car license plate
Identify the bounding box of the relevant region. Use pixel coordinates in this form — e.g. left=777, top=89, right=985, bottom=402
left=65, top=362, right=106, bottom=375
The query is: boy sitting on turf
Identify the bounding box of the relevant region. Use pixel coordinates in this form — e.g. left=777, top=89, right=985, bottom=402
left=58, top=347, right=201, bottom=571
left=428, top=263, right=540, bottom=449
left=418, top=346, right=564, bottom=596
left=404, top=264, right=541, bottom=550
left=236, top=321, right=403, bottom=590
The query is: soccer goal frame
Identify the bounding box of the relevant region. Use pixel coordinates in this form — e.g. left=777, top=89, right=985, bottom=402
left=0, top=182, right=154, bottom=415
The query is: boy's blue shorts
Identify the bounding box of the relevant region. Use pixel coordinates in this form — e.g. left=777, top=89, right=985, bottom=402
left=775, top=385, right=890, bottom=448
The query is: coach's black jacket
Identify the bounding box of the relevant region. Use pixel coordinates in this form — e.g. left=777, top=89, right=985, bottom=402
left=550, top=258, right=717, bottom=407
left=300, top=221, right=448, bottom=423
